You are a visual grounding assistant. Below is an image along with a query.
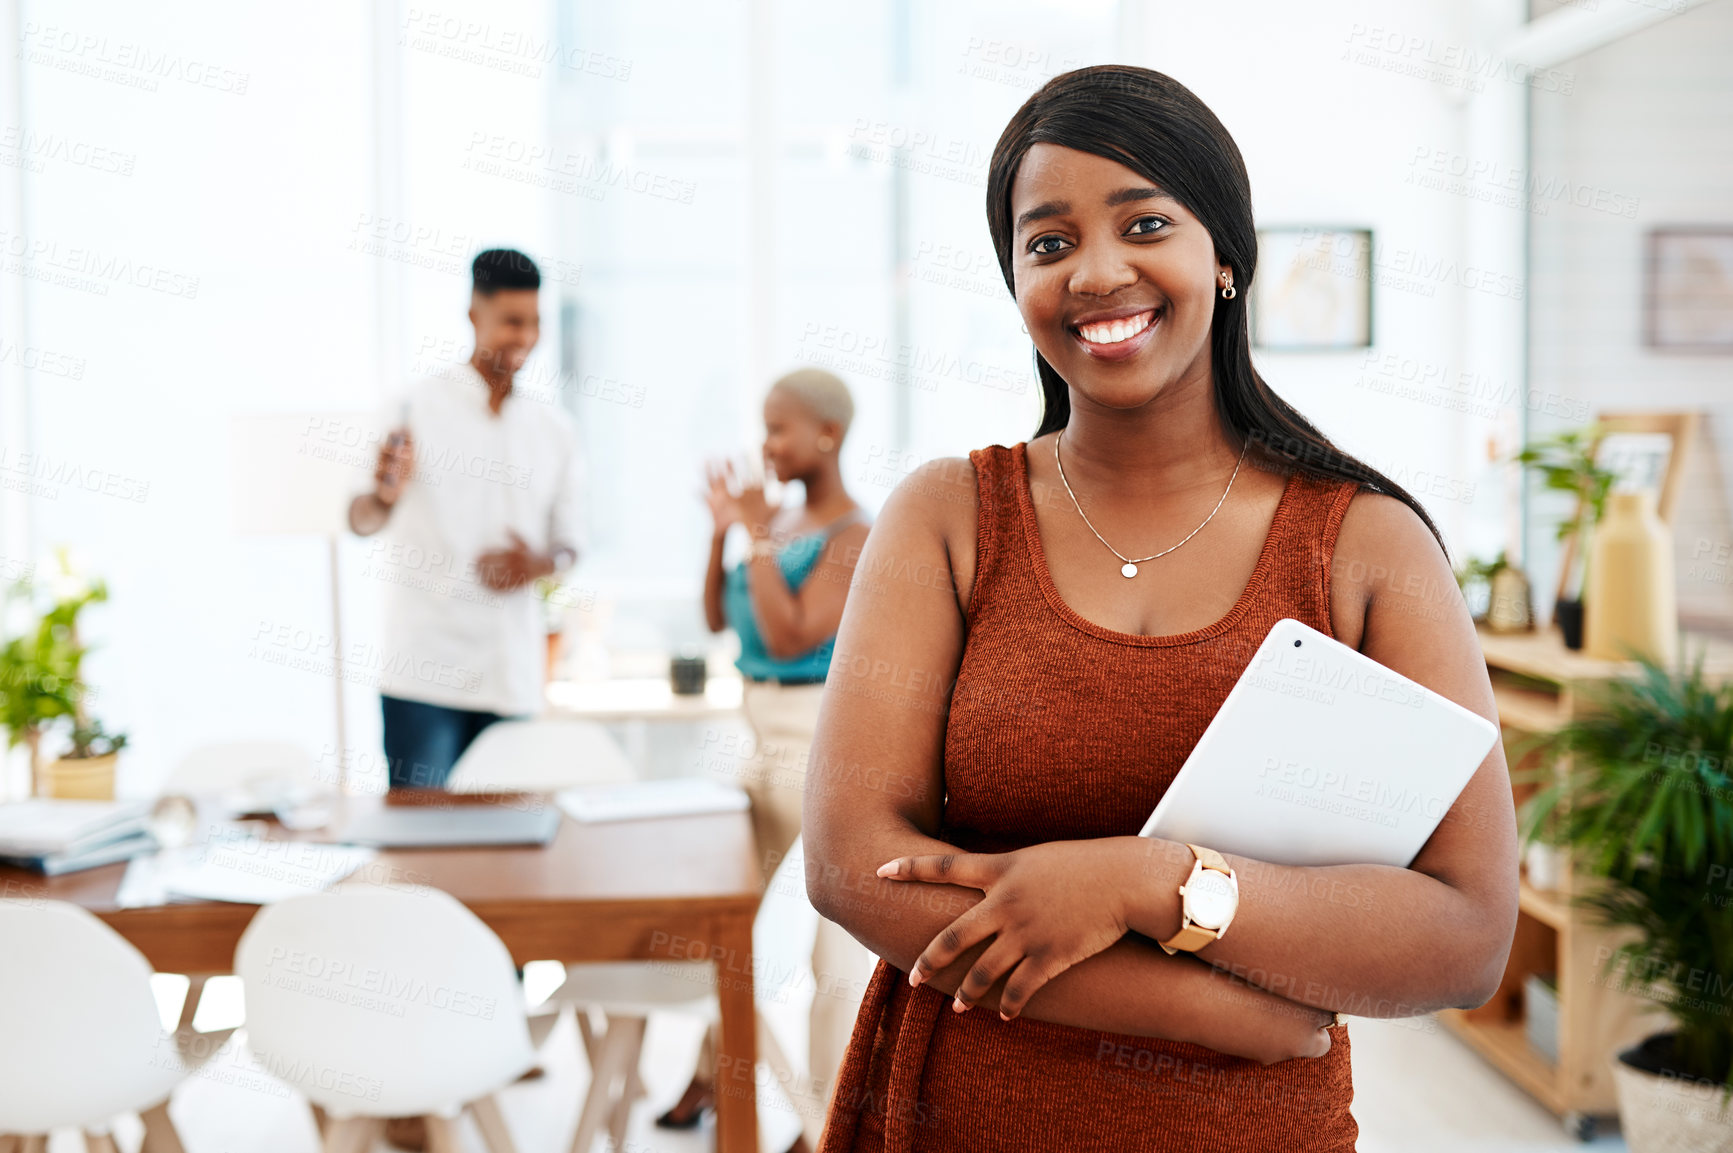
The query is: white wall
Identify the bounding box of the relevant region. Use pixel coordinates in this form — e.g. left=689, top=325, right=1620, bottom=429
left=6, top=0, right=376, bottom=795
left=1122, top=0, right=1534, bottom=565
left=1527, top=0, right=1733, bottom=631
left=0, top=0, right=554, bottom=795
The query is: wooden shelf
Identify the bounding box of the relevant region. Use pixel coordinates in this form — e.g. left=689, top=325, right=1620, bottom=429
left=1492, top=682, right=1567, bottom=734
left=1476, top=625, right=1733, bottom=685
left=1518, top=879, right=1571, bottom=931
left=1456, top=624, right=1715, bottom=1127
left=1438, top=1012, right=1565, bottom=1114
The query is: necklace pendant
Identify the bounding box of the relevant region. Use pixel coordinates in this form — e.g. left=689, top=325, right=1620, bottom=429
left=1121, top=562, right=1139, bottom=578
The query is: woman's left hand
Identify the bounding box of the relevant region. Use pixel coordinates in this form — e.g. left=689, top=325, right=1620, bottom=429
left=877, top=837, right=1150, bottom=1020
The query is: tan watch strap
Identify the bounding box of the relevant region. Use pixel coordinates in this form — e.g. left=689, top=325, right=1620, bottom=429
left=1188, top=843, right=1231, bottom=874
left=1158, top=923, right=1220, bottom=955
left=1158, top=843, right=1234, bottom=956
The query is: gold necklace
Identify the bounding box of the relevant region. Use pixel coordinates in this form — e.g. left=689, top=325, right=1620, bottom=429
left=1053, top=430, right=1249, bottom=578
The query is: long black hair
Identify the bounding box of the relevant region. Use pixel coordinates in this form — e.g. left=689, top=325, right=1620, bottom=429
left=985, top=65, right=1449, bottom=560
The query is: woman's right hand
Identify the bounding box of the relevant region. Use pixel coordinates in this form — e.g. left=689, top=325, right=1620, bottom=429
left=703, top=459, right=743, bottom=535
left=1190, top=967, right=1336, bottom=1065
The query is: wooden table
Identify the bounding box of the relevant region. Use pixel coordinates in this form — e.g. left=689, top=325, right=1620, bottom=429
left=0, top=797, right=766, bottom=1153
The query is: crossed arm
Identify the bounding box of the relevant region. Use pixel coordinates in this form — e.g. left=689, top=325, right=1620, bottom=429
left=804, top=461, right=1518, bottom=1064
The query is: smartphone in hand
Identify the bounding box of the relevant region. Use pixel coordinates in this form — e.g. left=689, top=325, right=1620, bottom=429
left=385, top=398, right=411, bottom=448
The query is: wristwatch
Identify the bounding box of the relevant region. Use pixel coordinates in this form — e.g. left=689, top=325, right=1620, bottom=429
left=1158, top=843, right=1240, bottom=955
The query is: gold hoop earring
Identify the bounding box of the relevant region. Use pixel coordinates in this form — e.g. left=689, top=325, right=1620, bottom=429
left=1219, top=273, right=1237, bottom=300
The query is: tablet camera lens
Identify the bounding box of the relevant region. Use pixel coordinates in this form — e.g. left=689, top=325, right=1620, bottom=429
left=1293, top=639, right=1301, bottom=647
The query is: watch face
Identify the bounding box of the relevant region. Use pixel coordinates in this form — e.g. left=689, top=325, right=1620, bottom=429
left=1185, top=869, right=1237, bottom=929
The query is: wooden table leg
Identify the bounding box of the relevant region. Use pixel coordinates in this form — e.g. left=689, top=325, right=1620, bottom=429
left=470, top=1096, right=517, bottom=1153
left=319, top=1118, right=379, bottom=1153
left=423, top=1116, right=461, bottom=1153
left=712, top=911, right=759, bottom=1153
left=176, top=975, right=207, bottom=1032
left=140, top=1100, right=187, bottom=1153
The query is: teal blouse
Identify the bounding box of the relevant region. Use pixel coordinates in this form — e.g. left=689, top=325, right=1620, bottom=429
left=724, top=531, right=838, bottom=682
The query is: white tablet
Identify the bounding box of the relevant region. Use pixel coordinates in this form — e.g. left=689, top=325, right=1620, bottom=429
left=1138, top=618, right=1499, bottom=868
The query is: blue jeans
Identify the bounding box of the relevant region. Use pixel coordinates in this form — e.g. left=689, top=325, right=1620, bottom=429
left=380, top=694, right=516, bottom=789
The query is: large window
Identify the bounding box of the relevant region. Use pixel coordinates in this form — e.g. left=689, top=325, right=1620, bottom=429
left=543, top=0, right=1122, bottom=653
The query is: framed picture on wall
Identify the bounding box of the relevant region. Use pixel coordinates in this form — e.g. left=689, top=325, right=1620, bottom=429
left=1645, top=228, right=1733, bottom=351
left=1251, top=227, right=1373, bottom=351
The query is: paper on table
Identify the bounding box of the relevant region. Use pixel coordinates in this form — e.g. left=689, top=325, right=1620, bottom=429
left=557, top=778, right=749, bottom=824
left=115, top=831, right=377, bottom=907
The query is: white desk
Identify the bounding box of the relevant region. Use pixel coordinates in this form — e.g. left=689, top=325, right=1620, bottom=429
left=542, top=675, right=749, bottom=770
left=543, top=674, right=745, bottom=722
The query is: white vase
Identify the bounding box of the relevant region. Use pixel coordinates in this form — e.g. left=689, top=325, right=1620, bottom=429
left=1523, top=842, right=1564, bottom=891
left=1611, top=1043, right=1733, bottom=1153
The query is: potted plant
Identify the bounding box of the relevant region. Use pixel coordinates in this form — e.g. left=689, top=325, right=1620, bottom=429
left=1519, top=650, right=1733, bottom=1151
left=1513, top=426, right=1617, bottom=650
left=0, top=555, right=118, bottom=796
left=1455, top=551, right=1533, bottom=633
left=533, top=575, right=568, bottom=683
left=41, top=720, right=130, bottom=800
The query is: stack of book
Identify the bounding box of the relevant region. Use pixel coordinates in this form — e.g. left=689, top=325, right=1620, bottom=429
left=0, top=799, right=157, bottom=875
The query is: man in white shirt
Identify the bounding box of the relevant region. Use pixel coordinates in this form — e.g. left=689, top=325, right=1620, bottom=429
left=349, top=249, right=583, bottom=790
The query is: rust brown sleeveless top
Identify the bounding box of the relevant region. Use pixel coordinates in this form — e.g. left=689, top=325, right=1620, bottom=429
left=819, top=441, right=1363, bottom=1153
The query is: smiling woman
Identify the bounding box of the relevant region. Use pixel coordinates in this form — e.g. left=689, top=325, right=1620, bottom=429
left=804, top=66, right=1519, bottom=1153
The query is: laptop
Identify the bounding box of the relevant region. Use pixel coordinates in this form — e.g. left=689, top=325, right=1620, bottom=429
left=1138, top=618, right=1499, bottom=868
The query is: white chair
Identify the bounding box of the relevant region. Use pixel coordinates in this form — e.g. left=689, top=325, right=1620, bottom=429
left=166, top=740, right=322, bottom=799
left=447, top=719, right=638, bottom=793
left=548, top=843, right=816, bottom=1153
left=163, top=740, right=324, bottom=1034
left=235, top=885, right=557, bottom=1153
left=0, top=900, right=236, bottom=1151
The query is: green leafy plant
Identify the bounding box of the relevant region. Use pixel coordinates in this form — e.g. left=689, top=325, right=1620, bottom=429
left=0, top=553, right=122, bottom=781
left=1512, top=425, right=1619, bottom=600
left=1455, top=552, right=1512, bottom=590
left=0, top=576, right=103, bottom=752
left=1455, top=552, right=1513, bottom=622
left=1518, top=650, right=1733, bottom=1092
left=67, top=720, right=128, bottom=760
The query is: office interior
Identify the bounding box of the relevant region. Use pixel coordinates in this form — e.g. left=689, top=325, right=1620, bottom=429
left=0, top=0, right=1731, bottom=1151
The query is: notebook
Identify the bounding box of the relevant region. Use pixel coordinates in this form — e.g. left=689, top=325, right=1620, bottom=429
left=0, top=798, right=150, bottom=858
left=556, top=779, right=750, bottom=824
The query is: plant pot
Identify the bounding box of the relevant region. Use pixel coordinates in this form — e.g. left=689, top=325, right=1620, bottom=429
left=670, top=651, right=708, bottom=696
left=41, top=752, right=118, bottom=800
left=1523, top=842, right=1565, bottom=891
left=545, top=630, right=563, bottom=682
left=1487, top=565, right=1534, bottom=633
left=1523, top=972, right=1559, bottom=1065
left=1612, top=1034, right=1733, bottom=1153
left=1555, top=597, right=1585, bottom=650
